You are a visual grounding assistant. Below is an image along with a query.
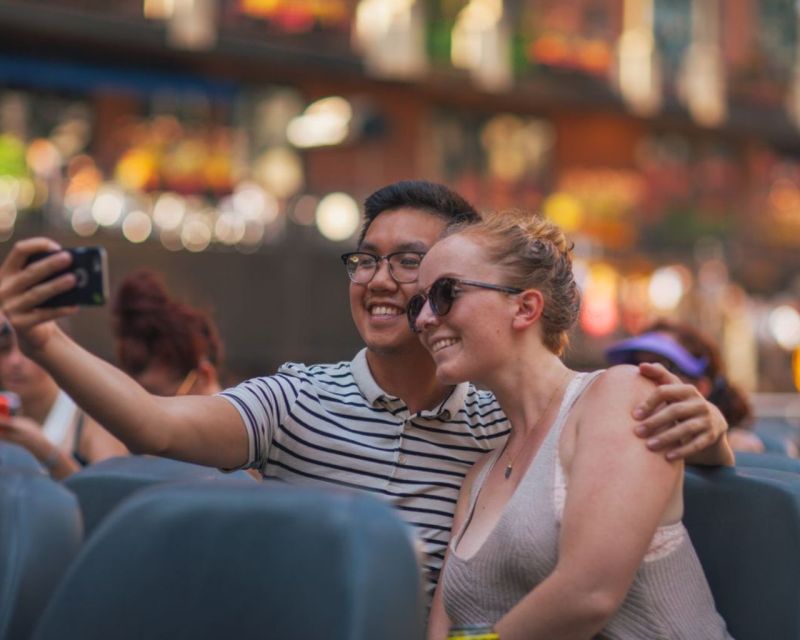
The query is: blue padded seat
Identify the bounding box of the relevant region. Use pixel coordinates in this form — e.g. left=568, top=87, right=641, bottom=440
left=33, top=482, right=424, bottom=640
left=753, top=418, right=799, bottom=456
left=684, top=466, right=800, bottom=640
left=0, top=442, right=45, bottom=474
left=0, top=471, right=82, bottom=640
left=63, top=455, right=256, bottom=535
left=735, top=451, right=800, bottom=474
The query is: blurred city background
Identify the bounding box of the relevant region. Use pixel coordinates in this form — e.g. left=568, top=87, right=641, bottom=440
left=0, top=0, right=798, bottom=417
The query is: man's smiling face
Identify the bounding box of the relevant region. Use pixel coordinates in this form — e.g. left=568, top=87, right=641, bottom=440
left=348, top=207, right=446, bottom=357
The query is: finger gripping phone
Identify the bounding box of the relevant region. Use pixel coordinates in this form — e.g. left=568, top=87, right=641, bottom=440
left=25, top=247, right=109, bottom=308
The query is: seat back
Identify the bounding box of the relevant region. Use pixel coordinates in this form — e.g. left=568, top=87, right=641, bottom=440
left=0, top=471, right=82, bottom=640
left=735, top=451, right=800, bottom=474
left=753, top=418, right=799, bottom=456
left=33, top=482, right=423, bottom=640
left=63, top=455, right=255, bottom=535
left=684, top=466, right=800, bottom=640
left=0, top=442, right=45, bottom=474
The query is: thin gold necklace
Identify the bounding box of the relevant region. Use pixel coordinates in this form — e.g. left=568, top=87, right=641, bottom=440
left=503, top=369, right=571, bottom=480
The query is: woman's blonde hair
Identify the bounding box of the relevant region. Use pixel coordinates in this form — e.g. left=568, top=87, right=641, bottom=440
left=447, top=209, right=580, bottom=355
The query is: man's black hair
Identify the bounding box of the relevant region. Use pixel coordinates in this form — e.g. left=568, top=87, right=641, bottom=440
left=358, top=180, right=480, bottom=246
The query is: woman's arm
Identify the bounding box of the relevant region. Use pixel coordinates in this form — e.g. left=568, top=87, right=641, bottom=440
left=494, top=367, right=683, bottom=640
left=0, top=238, right=249, bottom=469
left=0, top=415, right=80, bottom=479
left=427, top=456, right=489, bottom=640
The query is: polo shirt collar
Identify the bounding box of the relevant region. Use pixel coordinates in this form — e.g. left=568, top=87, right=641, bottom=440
left=350, top=348, right=470, bottom=419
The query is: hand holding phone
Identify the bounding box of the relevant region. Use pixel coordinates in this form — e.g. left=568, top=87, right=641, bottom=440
left=0, top=391, right=21, bottom=417
left=25, top=247, right=109, bottom=308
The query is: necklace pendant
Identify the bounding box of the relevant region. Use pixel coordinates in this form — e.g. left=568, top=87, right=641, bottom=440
left=504, top=464, right=512, bottom=479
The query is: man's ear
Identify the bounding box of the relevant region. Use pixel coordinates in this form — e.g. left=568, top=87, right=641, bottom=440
left=511, top=289, right=544, bottom=331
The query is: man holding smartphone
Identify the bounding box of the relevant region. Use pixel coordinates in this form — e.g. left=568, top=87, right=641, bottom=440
left=0, top=180, right=732, bottom=597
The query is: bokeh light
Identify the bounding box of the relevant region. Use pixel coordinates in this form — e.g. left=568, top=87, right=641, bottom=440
left=315, top=192, right=360, bottom=241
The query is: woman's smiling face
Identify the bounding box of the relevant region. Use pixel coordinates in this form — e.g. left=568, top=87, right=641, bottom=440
left=414, top=234, right=519, bottom=386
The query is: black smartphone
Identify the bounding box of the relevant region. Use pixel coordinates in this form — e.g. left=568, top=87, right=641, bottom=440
left=25, top=247, right=109, bottom=308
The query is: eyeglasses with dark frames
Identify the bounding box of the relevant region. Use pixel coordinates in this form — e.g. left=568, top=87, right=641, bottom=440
left=341, top=251, right=427, bottom=285
left=407, top=277, right=523, bottom=333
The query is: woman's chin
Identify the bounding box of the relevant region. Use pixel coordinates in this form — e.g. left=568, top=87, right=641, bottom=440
left=434, top=362, right=469, bottom=387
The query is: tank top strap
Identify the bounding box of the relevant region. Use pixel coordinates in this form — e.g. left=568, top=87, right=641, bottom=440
left=545, top=370, right=605, bottom=447
left=463, top=446, right=504, bottom=513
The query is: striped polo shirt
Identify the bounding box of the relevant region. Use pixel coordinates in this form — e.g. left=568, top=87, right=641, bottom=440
left=220, top=348, right=510, bottom=596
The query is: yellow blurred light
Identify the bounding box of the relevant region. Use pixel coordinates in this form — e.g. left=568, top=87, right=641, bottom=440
left=144, top=0, right=175, bottom=19
left=232, top=181, right=279, bottom=224
left=116, top=148, right=157, bottom=191
left=122, top=210, right=153, bottom=243
left=316, top=192, right=360, bottom=241
left=793, top=349, right=800, bottom=392
left=543, top=192, right=583, bottom=232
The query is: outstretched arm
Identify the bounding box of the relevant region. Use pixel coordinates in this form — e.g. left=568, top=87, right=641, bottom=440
left=0, top=238, right=249, bottom=469
left=634, top=362, right=734, bottom=466
left=494, top=367, right=683, bottom=640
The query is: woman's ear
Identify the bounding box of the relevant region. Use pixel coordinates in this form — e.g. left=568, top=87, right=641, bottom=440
left=196, top=359, right=220, bottom=394
left=511, top=289, right=544, bottom=331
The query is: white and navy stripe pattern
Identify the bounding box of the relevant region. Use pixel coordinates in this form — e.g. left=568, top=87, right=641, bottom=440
left=220, top=348, right=510, bottom=596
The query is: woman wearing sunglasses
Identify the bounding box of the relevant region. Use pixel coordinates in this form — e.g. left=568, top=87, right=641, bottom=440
left=411, top=210, right=732, bottom=639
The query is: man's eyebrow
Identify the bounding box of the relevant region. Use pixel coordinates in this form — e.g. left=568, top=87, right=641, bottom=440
left=358, top=241, right=429, bottom=253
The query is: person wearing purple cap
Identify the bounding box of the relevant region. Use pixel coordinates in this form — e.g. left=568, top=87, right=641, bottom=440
left=606, top=319, right=775, bottom=455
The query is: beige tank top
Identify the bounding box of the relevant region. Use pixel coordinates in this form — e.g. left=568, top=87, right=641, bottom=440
left=441, top=371, right=732, bottom=639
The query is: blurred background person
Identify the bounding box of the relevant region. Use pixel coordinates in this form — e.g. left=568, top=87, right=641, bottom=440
left=112, top=269, right=261, bottom=481
left=606, top=319, right=797, bottom=457
left=112, top=268, right=224, bottom=397
left=0, top=315, right=127, bottom=479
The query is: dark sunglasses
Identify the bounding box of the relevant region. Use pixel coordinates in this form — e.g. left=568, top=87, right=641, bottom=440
left=407, top=277, right=523, bottom=333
